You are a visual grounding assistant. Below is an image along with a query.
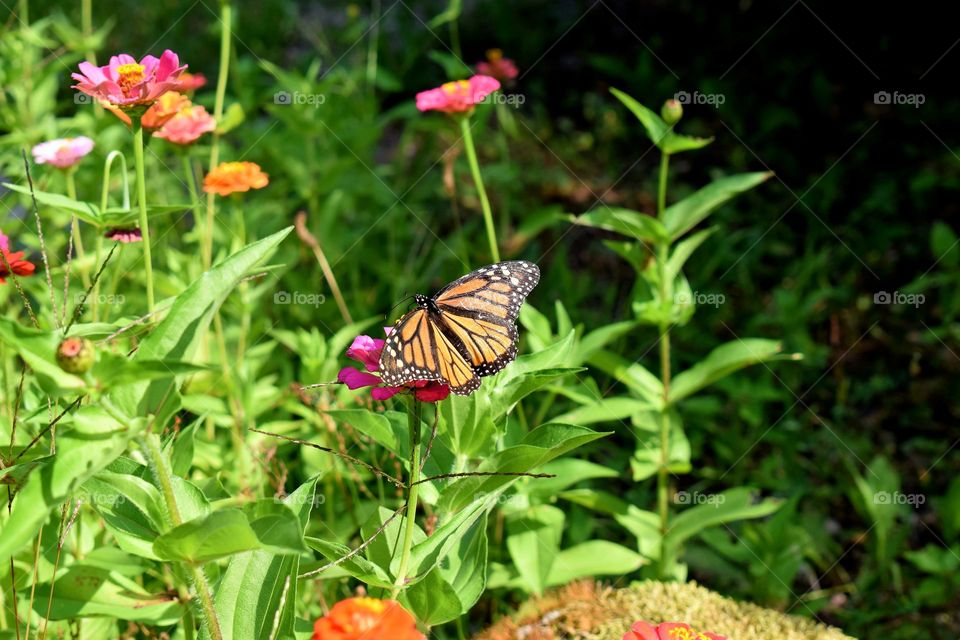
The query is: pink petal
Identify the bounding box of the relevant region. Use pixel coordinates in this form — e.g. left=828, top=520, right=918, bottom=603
left=76, top=61, right=106, bottom=84
left=622, top=621, right=658, bottom=640
left=337, top=367, right=381, bottom=390
left=346, top=335, right=385, bottom=371
left=371, top=386, right=403, bottom=401
left=155, top=50, right=181, bottom=81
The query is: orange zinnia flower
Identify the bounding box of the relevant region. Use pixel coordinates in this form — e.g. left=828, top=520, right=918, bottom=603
left=311, top=598, right=424, bottom=640
left=203, top=161, right=269, bottom=197
left=104, top=91, right=189, bottom=129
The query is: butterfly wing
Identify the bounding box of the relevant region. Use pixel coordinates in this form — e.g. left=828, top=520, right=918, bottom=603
left=379, top=307, right=480, bottom=395
left=433, top=261, right=540, bottom=379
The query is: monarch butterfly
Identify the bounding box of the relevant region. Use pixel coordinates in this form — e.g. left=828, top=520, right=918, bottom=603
left=379, top=261, right=540, bottom=395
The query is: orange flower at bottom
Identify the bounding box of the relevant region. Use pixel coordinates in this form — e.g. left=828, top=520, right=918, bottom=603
left=203, top=161, right=269, bottom=197
left=312, top=598, right=424, bottom=640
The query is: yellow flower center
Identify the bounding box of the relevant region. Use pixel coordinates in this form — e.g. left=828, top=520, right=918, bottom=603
left=487, top=48, right=503, bottom=62
left=116, top=63, right=145, bottom=92
left=668, top=629, right=715, bottom=640
left=442, top=80, right=470, bottom=94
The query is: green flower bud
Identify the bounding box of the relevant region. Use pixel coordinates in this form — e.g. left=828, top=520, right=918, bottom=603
left=56, top=337, right=95, bottom=374
left=661, top=98, right=683, bottom=125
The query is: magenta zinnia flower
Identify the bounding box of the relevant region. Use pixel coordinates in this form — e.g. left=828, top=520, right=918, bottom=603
left=476, top=49, right=518, bottom=83
left=31, top=137, right=95, bottom=169
left=415, top=75, right=500, bottom=114
left=154, top=104, right=216, bottom=145
left=72, top=50, right=186, bottom=109
left=338, top=331, right=450, bottom=402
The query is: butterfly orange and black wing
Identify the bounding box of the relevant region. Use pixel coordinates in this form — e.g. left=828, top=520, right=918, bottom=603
left=379, top=261, right=540, bottom=395
left=379, top=307, right=481, bottom=394
left=432, top=260, right=540, bottom=380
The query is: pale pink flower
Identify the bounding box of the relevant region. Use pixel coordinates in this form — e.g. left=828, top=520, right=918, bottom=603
left=31, top=137, right=95, bottom=169
left=154, top=104, right=216, bottom=145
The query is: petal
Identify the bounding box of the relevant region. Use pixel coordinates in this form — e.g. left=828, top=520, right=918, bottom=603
left=414, top=384, right=450, bottom=402
left=337, top=367, right=381, bottom=390
left=154, top=50, right=181, bottom=80
left=623, top=621, right=658, bottom=640
left=371, top=385, right=403, bottom=401
left=655, top=623, right=693, bottom=639
left=345, top=335, right=385, bottom=371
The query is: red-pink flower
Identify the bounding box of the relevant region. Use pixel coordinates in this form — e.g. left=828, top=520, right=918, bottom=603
left=623, top=621, right=726, bottom=640
left=338, top=330, right=450, bottom=402
left=154, top=104, right=216, bottom=145
left=104, top=227, right=142, bottom=243
left=31, top=137, right=95, bottom=169
left=177, top=71, right=207, bottom=92
left=415, top=75, right=500, bottom=114
left=72, top=50, right=186, bottom=109
left=476, top=49, right=518, bottom=83
left=0, top=229, right=35, bottom=284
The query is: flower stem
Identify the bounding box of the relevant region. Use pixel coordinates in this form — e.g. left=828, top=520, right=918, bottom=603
left=141, top=434, right=223, bottom=640
left=204, top=0, right=233, bottom=269
left=391, top=398, right=422, bottom=599
left=132, top=119, right=155, bottom=313
left=459, top=116, right=500, bottom=263
left=65, top=170, right=90, bottom=289
left=656, top=151, right=671, bottom=578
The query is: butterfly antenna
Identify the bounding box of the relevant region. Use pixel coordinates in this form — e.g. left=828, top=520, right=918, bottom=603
left=384, top=293, right=415, bottom=321
left=300, top=381, right=338, bottom=390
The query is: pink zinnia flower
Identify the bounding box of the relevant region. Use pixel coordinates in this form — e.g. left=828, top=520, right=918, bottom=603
left=623, top=621, right=726, bottom=640
left=31, top=137, right=95, bottom=169
left=177, top=71, right=207, bottom=92
left=154, top=104, right=216, bottom=145
left=104, top=227, right=142, bottom=243
left=476, top=49, right=518, bottom=83
left=415, top=75, right=500, bottom=114
left=0, top=229, right=35, bottom=284
left=72, top=50, right=186, bottom=109
left=337, top=330, right=450, bottom=402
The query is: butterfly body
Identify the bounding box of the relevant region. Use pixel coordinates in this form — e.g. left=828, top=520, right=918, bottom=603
left=379, top=261, right=540, bottom=395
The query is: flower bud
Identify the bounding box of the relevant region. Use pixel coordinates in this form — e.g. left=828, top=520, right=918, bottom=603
left=661, top=99, right=683, bottom=125
left=56, top=337, right=95, bottom=374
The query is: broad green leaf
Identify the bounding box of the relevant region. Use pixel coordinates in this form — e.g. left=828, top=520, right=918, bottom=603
left=0, top=319, right=85, bottom=395
left=305, top=537, right=394, bottom=589
left=2, top=182, right=98, bottom=219
left=576, top=320, right=637, bottom=363
left=407, top=497, right=488, bottom=579
left=213, top=478, right=318, bottom=640
left=437, top=424, right=610, bottom=513
left=588, top=349, right=664, bottom=408
left=570, top=208, right=667, bottom=244
left=507, top=505, right=565, bottom=594
left=552, top=396, right=653, bottom=426
left=83, top=472, right=166, bottom=559
left=439, top=514, right=488, bottom=613
left=489, top=367, right=584, bottom=421
left=32, top=565, right=180, bottom=623
left=525, top=459, right=619, bottom=498
left=664, top=487, right=783, bottom=556
left=668, top=339, right=793, bottom=402
left=630, top=409, right=691, bottom=480
left=217, top=102, right=245, bottom=135
left=661, top=133, right=714, bottom=154
left=559, top=489, right=660, bottom=558
left=662, top=172, right=772, bottom=239
left=325, top=409, right=401, bottom=454
left=665, top=227, right=715, bottom=281
left=402, top=567, right=463, bottom=625
left=113, top=227, right=293, bottom=420
left=154, top=500, right=306, bottom=563
left=547, top=541, right=645, bottom=584
left=610, top=88, right=669, bottom=147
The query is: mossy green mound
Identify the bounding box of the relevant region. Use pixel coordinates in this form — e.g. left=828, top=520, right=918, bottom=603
left=475, top=580, right=856, bottom=640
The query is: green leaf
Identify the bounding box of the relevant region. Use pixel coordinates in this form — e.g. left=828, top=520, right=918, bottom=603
left=32, top=565, right=180, bottom=623
left=83, top=471, right=166, bottom=559
left=662, top=172, right=772, bottom=239
left=559, top=489, right=661, bottom=557
left=526, top=459, right=619, bottom=498
left=437, top=424, right=610, bottom=513
left=665, top=227, right=715, bottom=281
left=217, top=102, right=246, bottom=135
left=507, top=505, right=565, bottom=594
left=552, top=396, right=653, bottom=426
left=154, top=500, right=306, bottom=563
left=2, top=182, right=99, bottom=220
left=112, top=227, right=293, bottom=420
left=305, top=537, right=394, bottom=589
left=587, top=349, right=664, bottom=408
left=664, top=488, right=783, bottom=556
left=213, top=478, right=318, bottom=640
left=402, top=567, right=463, bottom=625
left=407, top=498, right=488, bottom=579
left=570, top=207, right=667, bottom=244
left=669, top=338, right=793, bottom=402
left=547, top=540, right=645, bottom=585
left=609, top=88, right=712, bottom=155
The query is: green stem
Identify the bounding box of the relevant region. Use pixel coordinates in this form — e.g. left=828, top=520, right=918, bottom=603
left=204, top=0, right=233, bottom=269
left=459, top=116, right=500, bottom=262
left=65, top=170, right=90, bottom=289
left=391, top=398, right=422, bottom=598
left=656, top=151, right=671, bottom=579
left=132, top=119, right=154, bottom=313
left=365, top=0, right=381, bottom=92
left=141, top=434, right=223, bottom=640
